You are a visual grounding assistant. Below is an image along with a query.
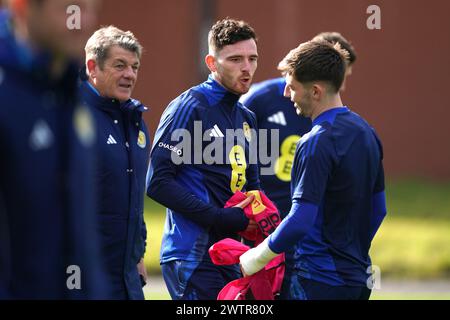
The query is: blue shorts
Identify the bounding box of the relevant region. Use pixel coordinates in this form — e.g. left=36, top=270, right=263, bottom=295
left=280, top=272, right=372, bottom=300
left=161, top=260, right=241, bottom=300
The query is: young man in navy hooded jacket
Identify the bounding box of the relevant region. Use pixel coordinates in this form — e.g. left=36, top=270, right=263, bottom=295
left=147, top=18, right=259, bottom=300
left=80, top=26, right=150, bottom=300
left=0, top=0, right=108, bottom=299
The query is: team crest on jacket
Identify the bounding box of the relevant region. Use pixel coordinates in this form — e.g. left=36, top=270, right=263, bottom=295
left=137, top=130, right=146, bottom=148
left=74, top=104, right=95, bottom=147
left=243, top=122, right=252, bottom=142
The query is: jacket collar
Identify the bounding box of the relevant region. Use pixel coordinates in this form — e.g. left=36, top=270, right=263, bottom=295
left=198, top=74, right=241, bottom=106
left=80, top=80, right=148, bottom=115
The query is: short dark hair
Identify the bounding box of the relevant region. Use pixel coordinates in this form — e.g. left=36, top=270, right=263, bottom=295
left=278, top=40, right=349, bottom=93
left=208, top=18, right=257, bottom=54
left=312, top=32, right=357, bottom=65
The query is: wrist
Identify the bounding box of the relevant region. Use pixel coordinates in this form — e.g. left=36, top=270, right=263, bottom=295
left=239, top=237, right=277, bottom=276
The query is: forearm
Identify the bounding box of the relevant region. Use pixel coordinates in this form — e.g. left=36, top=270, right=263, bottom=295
left=147, top=170, right=248, bottom=232
left=240, top=199, right=318, bottom=276
left=268, top=199, right=318, bottom=253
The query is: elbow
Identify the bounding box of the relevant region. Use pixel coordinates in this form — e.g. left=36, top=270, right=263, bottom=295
left=146, top=181, right=158, bottom=200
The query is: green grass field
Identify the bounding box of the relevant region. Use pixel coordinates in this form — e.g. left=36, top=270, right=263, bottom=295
left=142, top=179, right=450, bottom=300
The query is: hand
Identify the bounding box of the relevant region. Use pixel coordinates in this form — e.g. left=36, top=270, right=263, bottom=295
left=137, top=258, right=148, bottom=287
left=233, top=194, right=256, bottom=232
left=233, top=194, right=255, bottom=209
left=244, top=219, right=258, bottom=234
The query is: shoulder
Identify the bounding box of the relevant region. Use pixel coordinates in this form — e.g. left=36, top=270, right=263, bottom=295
left=159, top=87, right=207, bottom=131
left=297, top=123, right=334, bottom=158
left=348, top=111, right=384, bottom=158
left=328, top=109, right=383, bottom=158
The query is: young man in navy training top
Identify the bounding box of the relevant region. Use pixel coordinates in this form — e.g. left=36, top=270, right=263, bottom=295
left=0, top=0, right=109, bottom=299
left=239, top=32, right=357, bottom=299
left=146, top=18, right=260, bottom=300
left=240, top=40, right=386, bottom=300
left=240, top=32, right=356, bottom=218
left=80, top=26, right=150, bottom=300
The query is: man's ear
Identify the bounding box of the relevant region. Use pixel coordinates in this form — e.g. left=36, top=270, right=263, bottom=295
left=311, top=83, right=325, bottom=101
left=86, top=59, right=97, bottom=78
left=205, top=54, right=217, bottom=73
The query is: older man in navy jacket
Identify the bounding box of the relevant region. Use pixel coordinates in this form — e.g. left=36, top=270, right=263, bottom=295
left=80, top=26, right=150, bottom=300
left=0, top=0, right=108, bottom=299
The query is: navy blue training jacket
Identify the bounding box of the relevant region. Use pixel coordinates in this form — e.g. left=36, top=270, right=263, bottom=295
left=80, top=81, right=150, bottom=300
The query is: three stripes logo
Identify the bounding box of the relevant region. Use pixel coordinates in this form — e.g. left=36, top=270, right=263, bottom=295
left=267, top=111, right=287, bottom=126
left=107, top=134, right=117, bottom=145
left=209, top=124, right=224, bottom=138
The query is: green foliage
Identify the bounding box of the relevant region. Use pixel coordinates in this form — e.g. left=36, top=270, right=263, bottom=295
left=370, top=216, right=450, bottom=279
left=386, top=178, right=450, bottom=219
left=370, top=178, right=450, bottom=279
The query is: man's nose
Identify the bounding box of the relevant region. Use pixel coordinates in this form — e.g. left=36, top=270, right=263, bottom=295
left=123, top=66, right=136, bottom=78
left=241, top=59, right=251, bottom=73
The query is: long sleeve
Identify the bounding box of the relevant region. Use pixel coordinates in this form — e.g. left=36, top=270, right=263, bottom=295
left=268, top=199, right=318, bottom=253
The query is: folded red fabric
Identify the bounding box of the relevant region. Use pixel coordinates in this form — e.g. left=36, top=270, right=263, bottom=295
left=217, top=270, right=274, bottom=300
left=209, top=238, right=250, bottom=265
left=209, top=237, right=285, bottom=300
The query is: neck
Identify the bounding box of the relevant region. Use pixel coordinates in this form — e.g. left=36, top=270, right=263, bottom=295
left=311, top=93, right=343, bottom=121
left=211, top=73, right=240, bottom=96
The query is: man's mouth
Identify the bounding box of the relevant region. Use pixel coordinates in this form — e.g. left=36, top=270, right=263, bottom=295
left=119, top=84, right=132, bottom=89
left=240, top=77, right=251, bottom=85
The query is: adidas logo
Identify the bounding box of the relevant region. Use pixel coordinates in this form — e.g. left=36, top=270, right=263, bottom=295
left=209, top=124, right=224, bottom=138
left=107, top=134, right=117, bottom=144
left=267, top=111, right=287, bottom=126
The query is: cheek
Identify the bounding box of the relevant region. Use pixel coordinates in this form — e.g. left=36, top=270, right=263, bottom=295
left=103, top=75, right=117, bottom=92
left=222, top=67, right=235, bottom=82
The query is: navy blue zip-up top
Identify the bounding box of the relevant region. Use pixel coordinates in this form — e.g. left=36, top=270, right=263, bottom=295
left=147, top=75, right=260, bottom=263
left=80, top=81, right=150, bottom=299
left=0, top=10, right=108, bottom=299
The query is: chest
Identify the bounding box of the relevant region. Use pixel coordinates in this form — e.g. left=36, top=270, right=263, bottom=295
left=94, top=109, right=149, bottom=174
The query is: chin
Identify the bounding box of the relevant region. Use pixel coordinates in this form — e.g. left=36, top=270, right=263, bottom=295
left=115, top=93, right=131, bottom=102
left=237, top=86, right=250, bottom=95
